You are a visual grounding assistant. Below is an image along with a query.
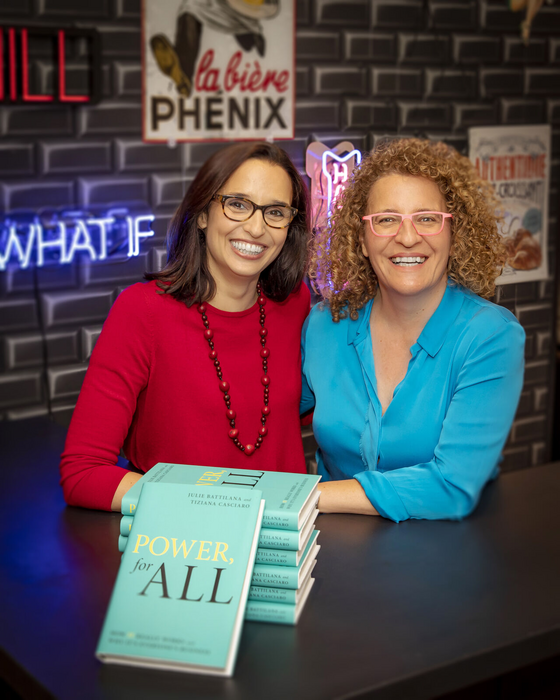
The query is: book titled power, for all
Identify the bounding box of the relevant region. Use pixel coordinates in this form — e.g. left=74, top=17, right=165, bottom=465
left=96, top=483, right=264, bottom=677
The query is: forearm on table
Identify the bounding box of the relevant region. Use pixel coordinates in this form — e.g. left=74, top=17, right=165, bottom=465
left=317, top=479, right=379, bottom=516
left=111, top=471, right=143, bottom=512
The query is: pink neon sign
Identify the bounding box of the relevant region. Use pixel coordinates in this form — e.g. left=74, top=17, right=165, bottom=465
left=306, top=141, right=361, bottom=231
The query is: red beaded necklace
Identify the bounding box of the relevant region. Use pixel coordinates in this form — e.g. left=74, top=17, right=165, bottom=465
left=197, top=282, right=270, bottom=457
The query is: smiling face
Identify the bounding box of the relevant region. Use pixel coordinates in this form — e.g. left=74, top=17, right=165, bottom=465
left=361, top=174, right=452, bottom=303
left=198, top=158, right=293, bottom=292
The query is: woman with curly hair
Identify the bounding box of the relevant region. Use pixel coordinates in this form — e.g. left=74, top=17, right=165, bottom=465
left=301, top=138, right=525, bottom=521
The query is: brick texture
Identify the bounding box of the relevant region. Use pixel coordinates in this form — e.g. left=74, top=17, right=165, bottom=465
left=40, top=142, right=112, bottom=175
left=0, top=0, right=557, bottom=472
left=316, top=0, right=368, bottom=26
left=373, top=68, right=423, bottom=97
left=314, top=66, right=367, bottom=96
left=372, top=1, right=424, bottom=30
left=429, top=2, right=477, bottom=30
left=501, top=99, right=545, bottom=125
left=0, top=144, right=35, bottom=177
left=345, top=32, right=397, bottom=62
left=399, top=35, right=450, bottom=64
left=504, top=38, right=546, bottom=64
left=454, top=35, right=501, bottom=64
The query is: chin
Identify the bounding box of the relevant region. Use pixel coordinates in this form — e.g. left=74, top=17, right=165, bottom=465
left=385, top=278, right=433, bottom=297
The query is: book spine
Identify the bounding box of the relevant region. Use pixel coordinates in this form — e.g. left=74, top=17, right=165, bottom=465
left=120, top=515, right=302, bottom=551
left=248, top=584, right=297, bottom=604
left=121, top=493, right=139, bottom=516
left=254, top=547, right=297, bottom=567
left=244, top=601, right=296, bottom=625
left=120, top=515, right=133, bottom=536
left=258, top=528, right=300, bottom=550
left=251, top=562, right=299, bottom=589
left=261, top=512, right=297, bottom=531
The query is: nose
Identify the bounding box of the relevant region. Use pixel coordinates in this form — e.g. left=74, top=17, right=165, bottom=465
left=242, top=209, right=267, bottom=238
left=395, top=216, right=421, bottom=246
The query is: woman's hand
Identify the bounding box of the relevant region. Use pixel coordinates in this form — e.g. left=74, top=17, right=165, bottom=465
left=318, top=479, right=379, bottom=516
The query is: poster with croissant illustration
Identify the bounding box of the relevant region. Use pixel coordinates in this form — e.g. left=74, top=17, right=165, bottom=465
left=469, top=124, right=550, bottom=285
left=142, top=0, right=294, bottom=142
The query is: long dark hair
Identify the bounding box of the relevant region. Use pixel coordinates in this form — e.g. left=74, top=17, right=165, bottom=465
left=146, top=142, right=310, bottom=304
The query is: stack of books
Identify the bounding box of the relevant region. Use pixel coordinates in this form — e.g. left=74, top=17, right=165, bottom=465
left=117, top=463, right=321, bottom=626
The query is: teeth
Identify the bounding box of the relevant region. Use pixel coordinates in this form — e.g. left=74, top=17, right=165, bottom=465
left=391, top=256, right=426, bottom=266
left=232, top=241, right=265, bottom=255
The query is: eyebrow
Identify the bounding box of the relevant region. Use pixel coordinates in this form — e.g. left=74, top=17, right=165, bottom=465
left=377, top=208, right=442, bottom=213
left=224, top=192, right=291, bottom=207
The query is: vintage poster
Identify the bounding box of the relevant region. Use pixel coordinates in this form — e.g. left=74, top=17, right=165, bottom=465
left=142, top=0, right=295, bottom=142
left=469, top=124, right=550, bottom=285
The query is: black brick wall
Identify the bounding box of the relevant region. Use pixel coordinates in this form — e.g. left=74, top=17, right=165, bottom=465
left=0, top=0, right=558, bottom=473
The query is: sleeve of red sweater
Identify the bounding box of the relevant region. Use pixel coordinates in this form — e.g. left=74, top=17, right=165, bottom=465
left=59, top=283, right=153, bottom=511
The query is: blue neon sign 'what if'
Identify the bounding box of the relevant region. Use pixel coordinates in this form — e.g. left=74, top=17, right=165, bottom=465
left=0, top=213, right=155, bottom=271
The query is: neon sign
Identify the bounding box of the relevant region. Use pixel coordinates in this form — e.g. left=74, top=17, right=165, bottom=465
left=306, top=141, right=361, bottom=231
left=0, top=26, right=101, bottom=104
left=0, top=211, right=155, bottom=271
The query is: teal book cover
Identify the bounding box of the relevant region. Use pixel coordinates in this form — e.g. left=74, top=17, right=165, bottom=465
left=251, top=531, right=320, bottom=589
left=248, top=563, right=316, bottom=604
left=121, top=463, right=320, bottom=531
left=120, top=506, right=319, bottom=552
left=119, top=525, right=319, bottom=568
left=245, top=577, right=315, bottom=625
left=97, top=483, right=264, bottom=676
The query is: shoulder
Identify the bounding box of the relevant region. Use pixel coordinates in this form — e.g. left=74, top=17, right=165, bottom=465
left=457, top=285, right=523, bottom=334
left=108, top=281, right=181, bottom=336
left=291, top=281, right=311, bottom=308
left=116, top=280, right=185, bottom=314
left=273, top=281, right=311, bottom=318
left=303, top=299, right=349, bottom=339
left=114, top=280, right=164, bottom=306
left=107, top=283, right=149, bottom=322
left=451, top=285, right=525, bottom=352
left=115, top=281, right=148, bottom=304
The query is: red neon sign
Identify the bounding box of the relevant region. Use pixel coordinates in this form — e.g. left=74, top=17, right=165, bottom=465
left=9, top=28, right=16, bottom=101
left=0, top=26, right=101, bottom=104
left=21, top=29, right=53, bottom=102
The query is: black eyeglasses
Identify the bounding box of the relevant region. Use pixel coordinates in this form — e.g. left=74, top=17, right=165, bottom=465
left=212, top=194, right=298, bottom=229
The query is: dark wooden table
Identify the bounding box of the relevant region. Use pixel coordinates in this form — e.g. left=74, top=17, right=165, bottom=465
left=1, top=417, right=559, bottom=700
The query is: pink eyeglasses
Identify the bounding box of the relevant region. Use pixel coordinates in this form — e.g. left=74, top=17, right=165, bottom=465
left=362, top=211, right=453, bottom=237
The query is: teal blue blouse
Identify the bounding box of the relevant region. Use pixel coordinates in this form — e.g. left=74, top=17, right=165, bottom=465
left=301, top=282, right=526, bottom=522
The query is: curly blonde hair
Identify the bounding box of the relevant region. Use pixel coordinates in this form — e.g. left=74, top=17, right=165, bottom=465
left=309, top=138, right=505, bottom=321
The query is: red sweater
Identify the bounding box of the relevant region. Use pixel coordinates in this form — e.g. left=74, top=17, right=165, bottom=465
left=60, top=280, right=310, bottom=510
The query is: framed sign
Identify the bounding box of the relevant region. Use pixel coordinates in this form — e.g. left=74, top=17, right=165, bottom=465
left=142, top=0, right=295, bottom=142
left=469, top=124, right=551, bottom=285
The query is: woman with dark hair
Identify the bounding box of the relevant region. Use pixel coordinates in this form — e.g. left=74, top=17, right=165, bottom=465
left=302, top=138, right=525, bottom=521
left=60, top=142, right=310, bottom=511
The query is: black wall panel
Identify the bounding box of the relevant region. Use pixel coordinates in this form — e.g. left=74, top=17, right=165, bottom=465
left=0, top=0, right=558, bottom=473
